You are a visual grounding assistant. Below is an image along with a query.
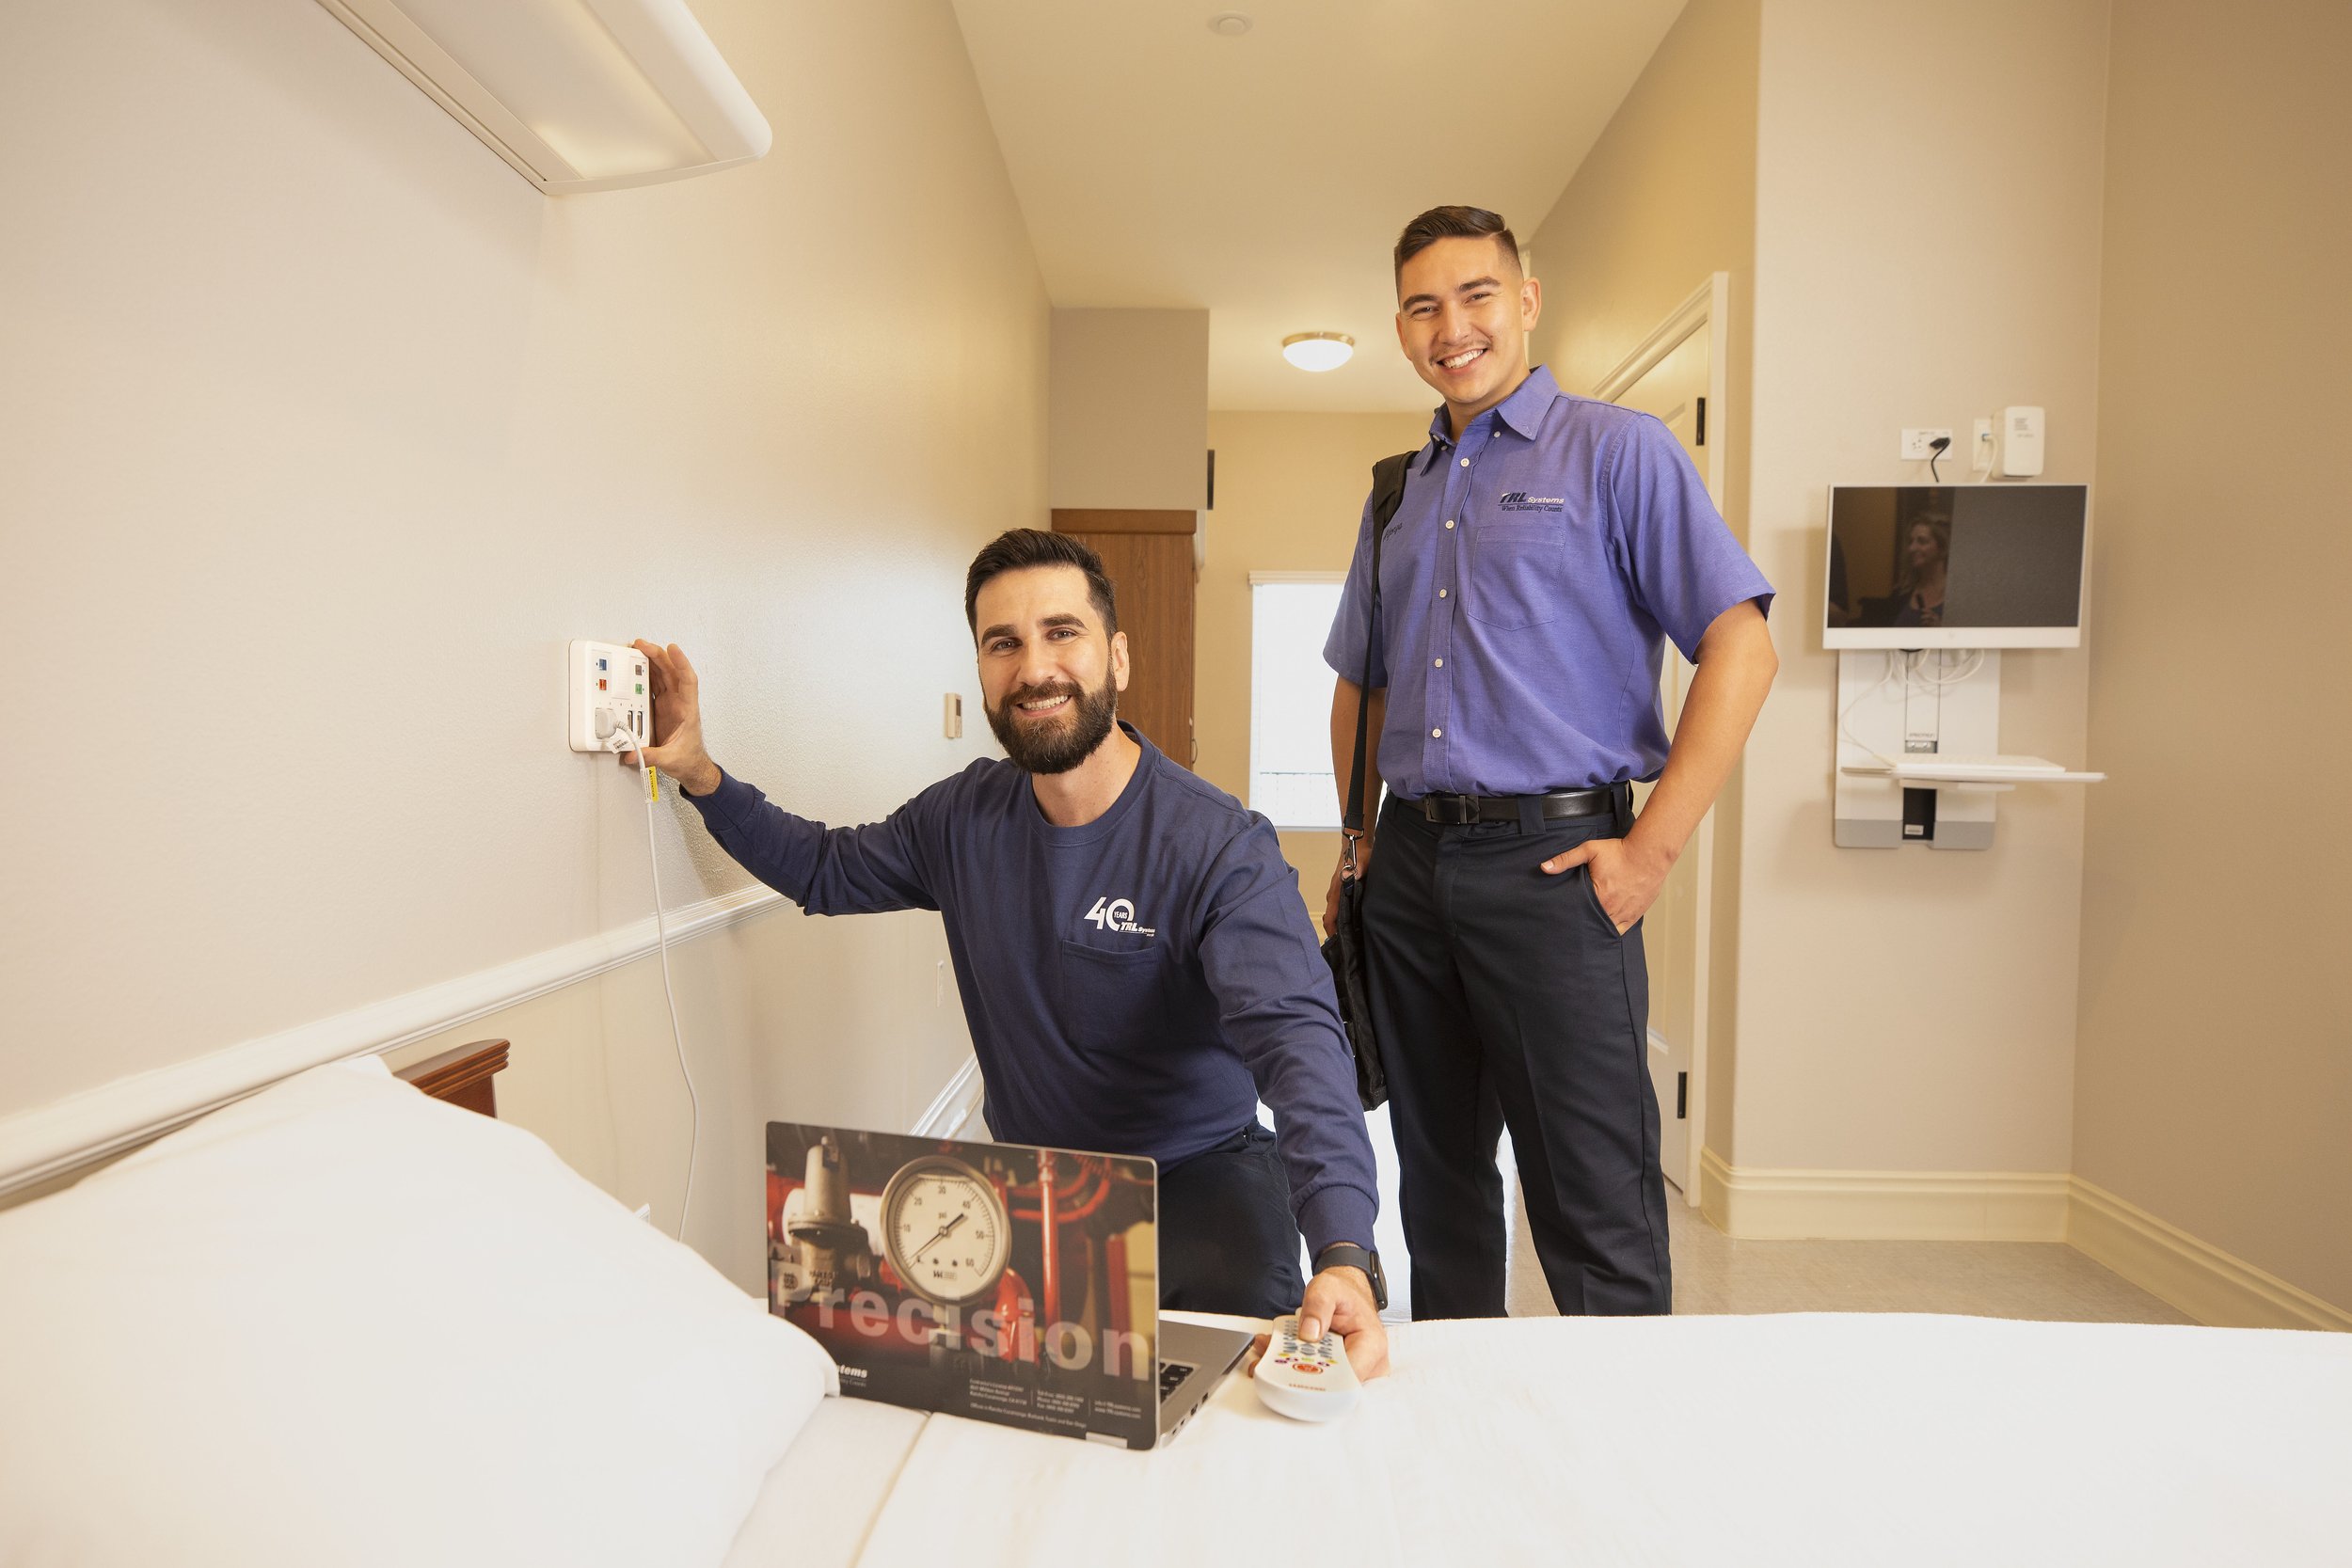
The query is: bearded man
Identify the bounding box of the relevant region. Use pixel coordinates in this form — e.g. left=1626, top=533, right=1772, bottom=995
left=631, top=528, right=1388, bottom=1376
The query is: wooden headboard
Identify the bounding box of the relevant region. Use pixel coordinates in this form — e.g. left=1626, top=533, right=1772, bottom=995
left=395, top=1039, right=510, bottom=1118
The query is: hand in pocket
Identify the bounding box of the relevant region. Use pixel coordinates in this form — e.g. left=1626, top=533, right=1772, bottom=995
left=1538, top=835, right=1664, bottom=935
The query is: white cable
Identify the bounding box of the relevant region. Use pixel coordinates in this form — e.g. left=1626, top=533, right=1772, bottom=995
left=1836, top=649, right=1903, bottom=766
left=1906, top=646, right=1986, bottom=691
left=1840, top=649, right=1987, bottom=772
left=610, top=722, right=699, bottom=1242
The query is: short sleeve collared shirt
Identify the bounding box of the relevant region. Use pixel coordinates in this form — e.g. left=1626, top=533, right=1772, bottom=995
left=1323, top=366, right=1773, bottom=797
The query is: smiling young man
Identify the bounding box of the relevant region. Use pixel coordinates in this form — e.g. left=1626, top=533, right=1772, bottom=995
left=630, top=529, right=1387, bottom=1376
left=1323, top=206, right=1777, bottom=1319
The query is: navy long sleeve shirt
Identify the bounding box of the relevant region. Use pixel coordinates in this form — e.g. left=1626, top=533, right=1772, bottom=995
left=685, top=725, right=1379, bottom=1258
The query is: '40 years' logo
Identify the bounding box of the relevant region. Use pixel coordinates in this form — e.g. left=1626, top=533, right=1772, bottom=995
left=1084, top=897, right=1156, bottom=938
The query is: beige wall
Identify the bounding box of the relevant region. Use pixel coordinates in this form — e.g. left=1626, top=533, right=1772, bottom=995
left=1527, top=0, right=1757, bottom=456
left=1524, top=0, right=1759, bottom=1159
left=1049, top=309, right=1210, bottom=510
left=385, top=902, right=974, bottom=1292
left=2074, top=0, right=2352, bottom=1310
left=1198, top=411, right=1432, bottom=912
left=1729, top=0, right=2111, bottom=1175
left=0, top=0, right=1043, bottom=1285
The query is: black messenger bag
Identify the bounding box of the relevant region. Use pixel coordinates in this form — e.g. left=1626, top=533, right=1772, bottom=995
left=1321, top=451, right=1414, bottom=1112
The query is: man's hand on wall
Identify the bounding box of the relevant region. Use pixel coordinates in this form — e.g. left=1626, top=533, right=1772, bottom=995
left=626, top=641, right=723, bottom=797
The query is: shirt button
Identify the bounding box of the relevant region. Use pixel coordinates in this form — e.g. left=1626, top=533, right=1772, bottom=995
left=1444, top=519, right=1455, bottom=530
left=1434, top=658, right=1443, bottom=668
left=1432, top=728, right=1443, bottom=738
left=1458, top=457, right=1470, bottom=467
left=1438, top=588, right=1448, bottom=598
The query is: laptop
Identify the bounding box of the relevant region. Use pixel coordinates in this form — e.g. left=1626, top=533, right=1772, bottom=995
left=765, top=1121, right=1256, bottom=1450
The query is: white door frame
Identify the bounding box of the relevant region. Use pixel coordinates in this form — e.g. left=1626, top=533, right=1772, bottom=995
left=1592, top=272, right=1729, bottom=496
left=1591, top=273, right=1729, bottom=1205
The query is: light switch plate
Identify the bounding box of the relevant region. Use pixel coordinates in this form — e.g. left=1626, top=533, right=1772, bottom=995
left=944, top=692, right=963, bottom=739
left=567, top=640, right=651, bottom=753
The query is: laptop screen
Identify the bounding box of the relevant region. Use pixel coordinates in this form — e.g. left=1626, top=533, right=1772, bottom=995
left=766, top=1121, right=1161, bottom=1449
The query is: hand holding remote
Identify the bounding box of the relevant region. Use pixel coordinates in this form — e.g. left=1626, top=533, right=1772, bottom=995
left=1252, top=1314, right=1361, bottom=1423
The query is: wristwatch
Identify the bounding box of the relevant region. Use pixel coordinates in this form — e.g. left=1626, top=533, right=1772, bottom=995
left=1315, top=1242, right=1388, bottom=1311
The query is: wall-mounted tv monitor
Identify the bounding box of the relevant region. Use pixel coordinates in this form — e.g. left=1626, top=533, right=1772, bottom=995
left=1822, top=484, right=2087, bottom=650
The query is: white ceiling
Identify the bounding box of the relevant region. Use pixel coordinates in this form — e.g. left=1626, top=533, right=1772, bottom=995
left=950, top=0, right=1686, bottom=412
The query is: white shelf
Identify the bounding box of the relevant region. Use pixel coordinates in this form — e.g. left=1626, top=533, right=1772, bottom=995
left=1839, top=760, right=2106, bottom=786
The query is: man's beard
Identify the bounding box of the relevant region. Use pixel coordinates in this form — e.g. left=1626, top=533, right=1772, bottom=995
left=986, top=676, right=1119, bottom=775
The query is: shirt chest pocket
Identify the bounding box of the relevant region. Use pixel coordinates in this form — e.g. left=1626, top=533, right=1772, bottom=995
left=1054, top=940, right=1174, bottom=1053
left=1464, top=515, right=1567, bottom=629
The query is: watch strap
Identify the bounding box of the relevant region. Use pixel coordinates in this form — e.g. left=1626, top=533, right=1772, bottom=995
left=1314, top=1242, right=1388, bottom=1311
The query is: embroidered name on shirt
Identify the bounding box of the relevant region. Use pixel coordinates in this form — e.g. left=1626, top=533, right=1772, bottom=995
left=1497, top=492, right=1565, bottom=512
left=1083, top=896, right=1156, bottom=938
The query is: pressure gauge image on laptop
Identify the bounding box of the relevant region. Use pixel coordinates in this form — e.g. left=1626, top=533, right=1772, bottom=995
left=880, top=1154, right=1010, bottom=1307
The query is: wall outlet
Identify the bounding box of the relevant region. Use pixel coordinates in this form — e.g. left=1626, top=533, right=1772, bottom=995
left=1972, top=417, right=1995, bottom=472
left=1899, top=427, right=1955, bottom=462
left=944, top=692, right=963, bottom=739
left=567, top=640, right=651, bottom=753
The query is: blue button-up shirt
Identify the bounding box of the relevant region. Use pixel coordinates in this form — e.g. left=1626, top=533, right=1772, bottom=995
left=1323, top=366, right=1773, bottom=797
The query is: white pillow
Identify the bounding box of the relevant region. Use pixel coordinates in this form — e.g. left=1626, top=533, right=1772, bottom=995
left=0, top=1056, right=834, bottom=1568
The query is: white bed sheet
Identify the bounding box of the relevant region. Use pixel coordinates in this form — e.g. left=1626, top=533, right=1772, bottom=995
left=721, top=1396, right=930, bottom=1568
left=833, top=1312, right=2352, bottom=1568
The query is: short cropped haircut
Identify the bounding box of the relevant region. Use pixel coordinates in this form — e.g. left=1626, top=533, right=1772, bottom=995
left=1393, top=205, right=1520, bottom=283
left=964, top=529, right=1120, bottom=637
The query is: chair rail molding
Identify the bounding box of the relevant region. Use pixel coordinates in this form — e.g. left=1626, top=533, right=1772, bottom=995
left=0, top=884, right=782, bottom=1197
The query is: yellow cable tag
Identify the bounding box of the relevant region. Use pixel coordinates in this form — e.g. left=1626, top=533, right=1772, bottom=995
left=648, top=765, right=660, bottom=802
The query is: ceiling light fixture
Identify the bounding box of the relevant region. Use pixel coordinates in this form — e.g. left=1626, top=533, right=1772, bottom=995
left=1207, top=12, right=1253, bottom=37
left=1281, top=332, right=1354, bottom=372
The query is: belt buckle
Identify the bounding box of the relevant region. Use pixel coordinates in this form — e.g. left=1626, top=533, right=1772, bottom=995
left=1422, top=793, right=1477, bottom=825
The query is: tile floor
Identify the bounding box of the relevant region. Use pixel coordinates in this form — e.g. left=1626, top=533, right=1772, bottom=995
left=1505, top=1186, right=2194, bottom=1324
left=1357, top=1106, right=2190, bottom=1326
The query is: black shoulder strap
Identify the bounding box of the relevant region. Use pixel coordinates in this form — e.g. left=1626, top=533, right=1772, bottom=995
left=1343, top=451, right=1417, bottom=837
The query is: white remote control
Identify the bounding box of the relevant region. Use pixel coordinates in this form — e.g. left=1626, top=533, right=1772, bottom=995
left=1252, top=1314, right=1360, bottom=1422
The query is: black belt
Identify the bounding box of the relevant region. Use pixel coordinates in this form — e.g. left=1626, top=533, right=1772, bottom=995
left=1412, top=784, right=1622, bottom=825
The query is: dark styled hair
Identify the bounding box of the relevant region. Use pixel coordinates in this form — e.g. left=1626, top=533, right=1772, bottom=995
left=964, top=529, right=1120, bottom=637
left=1393, top=205, right=1520, bottom=283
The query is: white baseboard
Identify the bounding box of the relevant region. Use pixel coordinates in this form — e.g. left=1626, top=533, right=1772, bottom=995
left=2067, top=1177, right=2352, bottom=1333
left=910, top=1055, right=984, bottom=1139
left=1697, top=1147, right=2070, bottom=1241
left=0, top=884, right=783, bottom=1197
left=1697, top=1148, right=2348, bottom=1331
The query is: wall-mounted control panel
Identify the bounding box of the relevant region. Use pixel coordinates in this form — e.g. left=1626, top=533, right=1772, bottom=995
left=567, top=640, right=651, bottom=752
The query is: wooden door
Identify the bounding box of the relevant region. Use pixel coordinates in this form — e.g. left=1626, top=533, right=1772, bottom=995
left=1049, top=510, right=1197, bottom=766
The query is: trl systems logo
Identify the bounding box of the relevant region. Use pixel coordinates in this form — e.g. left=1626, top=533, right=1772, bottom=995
left=1497, top=491, right=1565, bottom=512
left=1084, top=897, right=1156, bottom=938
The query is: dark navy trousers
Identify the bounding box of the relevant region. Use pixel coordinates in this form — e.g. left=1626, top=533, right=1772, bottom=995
left=1156, top=1122, right=1305, bottom=1318
left=1362, top=793, right=1672, bottom=1318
